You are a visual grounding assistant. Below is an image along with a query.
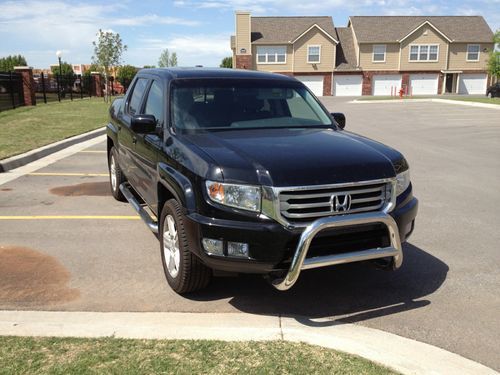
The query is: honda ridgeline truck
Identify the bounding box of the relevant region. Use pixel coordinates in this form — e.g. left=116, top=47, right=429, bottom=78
left=107, top=68, right=418, bottom=294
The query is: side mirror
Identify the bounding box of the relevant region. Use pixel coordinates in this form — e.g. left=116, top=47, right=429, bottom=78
left=331, top=112, right=346, bottom=129
left=131, top=114, right=157, bottom=134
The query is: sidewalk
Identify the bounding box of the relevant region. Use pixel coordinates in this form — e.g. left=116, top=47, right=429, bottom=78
left=0, top=310, right=496, bottom=375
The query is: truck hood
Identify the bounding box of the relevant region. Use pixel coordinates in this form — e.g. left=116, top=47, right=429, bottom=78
left=183, top=128, right=400, bottom=186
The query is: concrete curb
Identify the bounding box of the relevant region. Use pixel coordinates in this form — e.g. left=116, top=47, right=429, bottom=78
left=350, top=98, right=500, bottom=109
left=0, top=311, right=496, bottom=375
left=0, top=135, right=106, bottom=186
left=0, top=127, right=106, bottom=173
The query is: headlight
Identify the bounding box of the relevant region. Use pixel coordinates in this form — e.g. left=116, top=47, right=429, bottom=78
left=396, top=169, right=411, bottom=196
left=206, top=181, right=261, bottom=212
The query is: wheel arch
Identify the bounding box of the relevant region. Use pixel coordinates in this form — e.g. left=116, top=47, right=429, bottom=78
left=157, top=162, right=197, bottom=219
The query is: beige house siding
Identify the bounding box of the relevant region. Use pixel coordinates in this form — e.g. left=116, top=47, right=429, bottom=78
left=359, top=43, right=400, bottom=70
left=292, top=28, right=336, bottom=72
left=252, top=45, right=293, bottom=72
left=351, top=25, right=360, bottom=66
left=235, top=12, right=251, bottom=55
left=399, top=25, right=448, bottom=70
left=448, top=42, right=493, bottom=71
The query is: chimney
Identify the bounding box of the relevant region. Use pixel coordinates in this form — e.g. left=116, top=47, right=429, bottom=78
left=235, top=11, right=252, bottom=69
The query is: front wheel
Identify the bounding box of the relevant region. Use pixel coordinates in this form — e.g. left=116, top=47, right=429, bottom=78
left=160, top=199, right=211, bottom=294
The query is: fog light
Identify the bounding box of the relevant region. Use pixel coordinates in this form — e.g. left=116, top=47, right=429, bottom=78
left=227, top=242, right=249, bottom=258
left=202, top=238, right=224, bottom=256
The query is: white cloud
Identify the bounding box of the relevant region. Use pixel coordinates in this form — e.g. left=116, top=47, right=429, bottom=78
left=129, top=34, right=232, bottom=67
left=0, top=0, right=201, bottom=66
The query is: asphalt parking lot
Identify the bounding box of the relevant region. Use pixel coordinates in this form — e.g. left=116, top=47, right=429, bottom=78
left=1, top=98, right=499, bottom=370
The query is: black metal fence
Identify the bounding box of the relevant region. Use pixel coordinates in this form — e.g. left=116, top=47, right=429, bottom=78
left=34, top=73, right=96, bottom=103
left=0, top=71, right=24, bottom=112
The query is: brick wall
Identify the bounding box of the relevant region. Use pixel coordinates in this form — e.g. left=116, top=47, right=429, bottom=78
left=235, top=55, right=252, bottom=70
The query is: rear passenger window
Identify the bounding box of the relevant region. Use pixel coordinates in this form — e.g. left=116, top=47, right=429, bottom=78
left=128, top=78, right=148, bottom=115
left=144, top=81, right=164, bottom=125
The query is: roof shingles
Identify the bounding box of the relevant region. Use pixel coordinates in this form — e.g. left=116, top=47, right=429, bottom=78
left=250, top=16, right=337, bottom=44
left=350, top=16, right=493, bottom=43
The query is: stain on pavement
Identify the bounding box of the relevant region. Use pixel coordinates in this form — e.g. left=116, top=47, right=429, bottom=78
left=50, top=182, right=111, bottom=197
left=0, top=245, right=80, bottom=307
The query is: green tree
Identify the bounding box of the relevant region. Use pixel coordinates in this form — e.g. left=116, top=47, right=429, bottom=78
left=92, top=29, right=127, bottom=102
left=117, top=65, right=138, bottom=91
left=158, top=49, right=178, bottom=67
left=487, top=29, right=500, bottom=80
left=50, top=61, right=74, bottom=77
left=158, top=49, right=170, bottom=67
left=220, top=56, right=233, bottom=68
left=143, top=65, right=156, bottom=68
left=170, top=52, right=178, bottom=67
left=0, top=55, right=28, bottom=71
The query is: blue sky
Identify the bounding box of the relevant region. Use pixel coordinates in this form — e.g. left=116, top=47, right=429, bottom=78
left=0, top=0, right=498, bottom=69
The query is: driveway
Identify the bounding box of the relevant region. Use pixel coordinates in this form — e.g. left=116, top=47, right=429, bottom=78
left=0, top=98, right=499, bottom=370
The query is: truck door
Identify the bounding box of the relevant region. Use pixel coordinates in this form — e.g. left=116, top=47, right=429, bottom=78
left=119, top=77, right=149, bottom=187
left=131, top=79, right=164, bottom=212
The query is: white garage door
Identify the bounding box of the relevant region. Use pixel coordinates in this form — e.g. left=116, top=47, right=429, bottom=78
left=296, top=75, right=324, bottom=97
left=334, top=75, right=363, bottom=96
left=458, top=74, right=488, bottom=95
left=410, top=74, right=439, bottom=95
left=372, top=75, right=402, bottom=96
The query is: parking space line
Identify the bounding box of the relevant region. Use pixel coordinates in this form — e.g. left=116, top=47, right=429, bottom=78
left=27, top=172, right=109, bottom=177
left=0, top=215, right=140, bottom=220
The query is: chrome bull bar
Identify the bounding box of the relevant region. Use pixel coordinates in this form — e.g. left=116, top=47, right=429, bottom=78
left=271, top=211, right=403, bottom=291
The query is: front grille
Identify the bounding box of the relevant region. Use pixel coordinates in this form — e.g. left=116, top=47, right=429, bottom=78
left=279, top=181, right=391, bottom=223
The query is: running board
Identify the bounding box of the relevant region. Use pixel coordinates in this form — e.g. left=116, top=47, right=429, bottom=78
left=119, top=183, right=159, bottom=234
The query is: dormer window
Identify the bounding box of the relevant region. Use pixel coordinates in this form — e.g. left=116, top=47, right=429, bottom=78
left=409, top=44, right=439, bottom=61
left=307, top=45, right=321, bottom=63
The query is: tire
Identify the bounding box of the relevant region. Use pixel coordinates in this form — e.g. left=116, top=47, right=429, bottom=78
left=108, top=147, right=126, bottom=201
left=160, top=199, right=211, bottom=294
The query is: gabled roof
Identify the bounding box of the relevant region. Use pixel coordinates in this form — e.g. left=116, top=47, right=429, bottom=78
left=335, top=27, right=359, bottom=71
left=349, top=16, right=493, bottom=43
left=251, top=16, right=337, bottom=45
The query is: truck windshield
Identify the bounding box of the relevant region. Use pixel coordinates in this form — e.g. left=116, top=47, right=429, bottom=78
left=171, top=79, right=332, bottom=131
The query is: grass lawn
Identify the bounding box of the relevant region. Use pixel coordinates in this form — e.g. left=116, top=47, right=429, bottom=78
left=0, top=98, right=110, bottom=160
left=0, top=337, right=397, bottom=374
left=446, top=97, right=500, bottom=105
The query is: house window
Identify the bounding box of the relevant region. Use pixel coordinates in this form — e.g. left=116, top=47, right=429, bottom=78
left=467, top=44, right=480, bottom=61
left=409, top=44, right=439, bottom=61
left=307, top=45, right=321, bottom=63
left=372, top=45, right=386, bottom=62
left=256, top=46, right=287, bottom=64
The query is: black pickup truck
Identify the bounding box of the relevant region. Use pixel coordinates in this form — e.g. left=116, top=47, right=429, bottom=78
left=107, top=68, right=418, bottom=294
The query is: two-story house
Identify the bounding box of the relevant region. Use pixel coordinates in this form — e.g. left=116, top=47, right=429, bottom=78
left=231, top=12, right=338, bottom=96
left=231, top=12, right=494, bottom=96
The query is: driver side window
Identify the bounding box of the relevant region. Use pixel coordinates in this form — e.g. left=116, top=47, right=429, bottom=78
left=128, top=78, right=148, bottom=115
left=144, top=81, right=164, bottom=126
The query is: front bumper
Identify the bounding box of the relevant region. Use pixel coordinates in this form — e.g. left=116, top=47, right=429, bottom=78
left=185, top=195, right=418, bottom=286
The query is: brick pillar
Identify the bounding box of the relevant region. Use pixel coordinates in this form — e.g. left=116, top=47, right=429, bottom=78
left=235, top=55, right=252, bottom=70
left=401, top=73, right=410, bottom=95
left=14, top=66, right=36, bottom=106
left=323, top=74, right=332, bottom=96
left=362, top=72, right=372, bottom=96
left=437, top=73, right=444, bottom=95
left=91, top=73, right=103, bottom=97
